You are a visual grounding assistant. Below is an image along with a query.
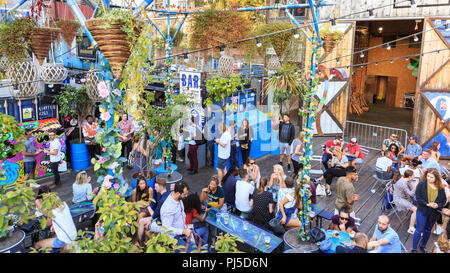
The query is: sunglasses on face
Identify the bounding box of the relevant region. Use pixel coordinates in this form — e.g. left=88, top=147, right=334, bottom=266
left=339, top=217, right=349, bottom=221
left=391, top=135, right=398, bottom=138
left=250, top=162, right=255, bottom=165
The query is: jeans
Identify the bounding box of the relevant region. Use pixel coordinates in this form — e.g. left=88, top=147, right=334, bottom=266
left=412, top=209, right=436, bottom=250
left=194, top=226, right=209, bottom=246
left=230, top=144, right=239, bottom=168
left=187, top=144, right=198, bottom=171
left=50, top=162, right=60, bottom=185
left=322, top=153, right=332, bottom=170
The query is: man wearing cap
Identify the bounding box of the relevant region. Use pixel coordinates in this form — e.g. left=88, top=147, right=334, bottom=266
left=343, top=138, right=364, bottom=167
left=404, top=135, right=422, bottom=161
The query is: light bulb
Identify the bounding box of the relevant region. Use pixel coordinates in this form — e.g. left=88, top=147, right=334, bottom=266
left=360, top=52, right=364, bottom=58
left=410, top=0, right=417, bottom=9
left=220, top=47, right=225, bottom=56
left=368, top=9, right=374, bottom=18
left=413, top=34, right=419, bottom=42
left=183, top=53, right=189, bottom=63
left=386, top=43, right=391, bottom=50
left=293, top=29, right=299, bottom=39
left=256, top=38, right=262, bottom=47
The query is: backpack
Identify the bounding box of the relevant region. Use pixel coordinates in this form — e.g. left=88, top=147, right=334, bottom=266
left=194, top=125, right=206, bottom=146
left=381, top=185, right=395, bottom=211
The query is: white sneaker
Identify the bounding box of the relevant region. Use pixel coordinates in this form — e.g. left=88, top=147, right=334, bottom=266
left=407, top=227, right=415, bottom=235
left=177, top=158, right=184, bottom=162
left=433, top=225, right=443, bottom=235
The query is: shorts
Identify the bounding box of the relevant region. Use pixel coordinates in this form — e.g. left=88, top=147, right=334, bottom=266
left=52, top=237, right=67, bottom=248
left=279, top=142, right=291, bottom=155
left=217, top=157, right=229, bottom=170
left=24, top=161, right=36, bottom=175
left=347, top=157, right=363, bottom=164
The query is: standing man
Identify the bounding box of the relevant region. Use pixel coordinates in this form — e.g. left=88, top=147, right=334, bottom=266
left=322, top=135, right=344, bottom=170
left=22, top=129, right=42, bottom=182
left=228, top=120, right=239, bottom=168
left=118, top=113, right=135, bottom=166
left=44, top=129, right=62, bottom=188
left=82, top=115, right=100, bottom=161
left=278, top=113, right=296, bottom=173
left=335, top=166, right=359, bottom=218
left=215, top=123, right=231, bottom=184
left=187, top=116, right=198, bottom=175
left=367, top=215, right=402, bottom=253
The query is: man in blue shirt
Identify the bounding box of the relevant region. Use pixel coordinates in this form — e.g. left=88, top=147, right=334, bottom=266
left=367, top=215, right=402, bottom=253
left=421, top=149, right=441, bottom=174
left=404, top=135, right=422, bottom=160
left=137, top=177, right=171, bottom=245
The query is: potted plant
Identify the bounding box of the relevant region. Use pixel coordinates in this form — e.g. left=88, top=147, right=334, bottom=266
left=53, top=85, right=95, bottom=170
left=54, top=19, right=80, bottom=45
left=30, top=26, right=60, bottom=65
left=85, top=8, right=143, bottom=78
left=320, top=24, right=343, bottom=54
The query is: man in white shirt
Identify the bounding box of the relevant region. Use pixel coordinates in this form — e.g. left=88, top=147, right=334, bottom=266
left=376, top=151, right=393, bottom=172
left=235, top=168, right=255, bottom=219
left=160, top=181, right=191, bottom=239
left=44, top=129, right=62, bottom=187
left=34, top=201, right=77, bottom=250
left=215, top=123, right=231, bottom=184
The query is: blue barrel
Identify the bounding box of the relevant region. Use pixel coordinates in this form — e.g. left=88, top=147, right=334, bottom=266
left=70, top=142, right=90, bottom=170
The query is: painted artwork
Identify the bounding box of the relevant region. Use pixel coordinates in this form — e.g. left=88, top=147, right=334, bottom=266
left=423, top=128, right=450, bottom=158
left=0, top=118, right=68, bottom=187
left=423, top=92, right=450, bottom=122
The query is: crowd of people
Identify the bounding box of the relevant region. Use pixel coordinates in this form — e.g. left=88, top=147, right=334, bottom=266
left=22, top=111, right=450, bottom=254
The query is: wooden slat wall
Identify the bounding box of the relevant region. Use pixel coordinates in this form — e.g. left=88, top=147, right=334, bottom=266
left=415, top=95, right=443, bottom=144
left=419, top=19, right=450, bottom=88
left=320, top=0, right=450, bottom=19
left=426, top=63, right=450, bottom=89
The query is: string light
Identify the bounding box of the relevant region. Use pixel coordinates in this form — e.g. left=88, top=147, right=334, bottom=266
left=256, top=38, right=262, bottom=47
left=390, top=59, right=394, bottom=64
left=336, top=57, right=340, bottom=64
left=183, top=53, right=189, bottom=63
left=410, top=0, right=417, bottom=9
left=293, top=28, right=299, bottom=39
left=330, top=18, right=336, bottom=26
left=375, top=62, right=379, bottom=66
left=360, top=52, right=364, bottom=58
left=219, top=46, right=225, bottom=56
left=386, top=43, right=391, bottom=50
left=413, top=34, right=419, bottom=42
left=368, top=9, right=374, bottom=18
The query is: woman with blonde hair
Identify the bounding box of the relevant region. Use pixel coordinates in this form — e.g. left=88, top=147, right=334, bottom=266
left=411, top=168, right=447, bottom=253
left=314, top=146, right=349, bottom=196
left=291, top=131, right=305, bottom=176
left=269, top=164, right=286, bottom=203
left=72, top=171, right=99, bottom=204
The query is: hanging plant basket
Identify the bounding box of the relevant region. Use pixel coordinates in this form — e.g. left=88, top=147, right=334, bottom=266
left=218, top=54, right=234, bottom=78
left=85, top=18, right=142, bottom=78
left=39, top=63, right=68, bottom=84
left=6, top=59, right=39, bottom=99
left=30, top=27, right=61, bottom=65
left=85, top=69, right=104, bottom=102
left=322, top=33, right=339, bottom=54
left=55, top=20, right=80, bottom=45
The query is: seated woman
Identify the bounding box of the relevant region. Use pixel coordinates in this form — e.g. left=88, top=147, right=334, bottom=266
left=314, top=146, right=349, bottom=195
left=269, top=164, right=286, bottom=203
left=244, top=157, right=261, bottom=185
left=35, top=185, right=51, bottom=218
left=393, top=169, right=419, bottom=233
left=388, top=143, right=400, bottom=171
left=247, top=177, right=276, bottom=230
left=132, top=176, right=154, bottom=219
left=183, top=193, right=210, bottom=247
left=277, top=184, right=303, bottom=229
left=72, top=171, right=99, bottom=204
left=328, top=206, right=358, bottom=234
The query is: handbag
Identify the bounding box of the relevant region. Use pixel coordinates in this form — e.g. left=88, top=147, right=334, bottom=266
left=183, top=231, right=203, bottom=253
left=315, top=184, right=326, bottom=196
left=268, top=218, right=285, bottom=235
left=308, top=227, right=325, bottom=243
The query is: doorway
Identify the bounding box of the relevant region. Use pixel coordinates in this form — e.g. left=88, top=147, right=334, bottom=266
left=365, top=75, right=398, bottom=107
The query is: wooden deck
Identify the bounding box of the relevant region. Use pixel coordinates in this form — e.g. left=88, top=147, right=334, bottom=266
left=29, top=135, right=445, bottom=253
left=307, top=137, right=444, bottom=253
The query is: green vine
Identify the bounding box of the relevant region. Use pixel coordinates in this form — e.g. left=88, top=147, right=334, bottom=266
left=0, top=18, right=36, bottom=62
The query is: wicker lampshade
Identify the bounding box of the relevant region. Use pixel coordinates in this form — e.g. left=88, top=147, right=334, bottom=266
left=7, top=59, right=40, bottom=99
left=218, top=54, right=234, bottom=78
left=86, top=69, right=104, bottom=102
left=39, top=63, right=68, bottom=84
left=267, top=54, right=281, bottom=71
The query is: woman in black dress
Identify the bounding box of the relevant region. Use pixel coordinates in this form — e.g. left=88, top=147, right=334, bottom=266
left=238, top=118, right=254, bottom=165
left=247, top=177, right=276, bottom=229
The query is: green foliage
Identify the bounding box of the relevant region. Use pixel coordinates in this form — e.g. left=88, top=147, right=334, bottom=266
left=0, top=113, right=25, bottom=162
left=245, top=22, right=299, bottom=60
left=205, top=74, right=245, bottom=112
left=145, top=227, right=185, bottom=253
left=96, top=8, right=143, bottom=45
left=0, top=183, right=35, bottom=237
left=215, top=233, right=243, bottom=253
left=0, top=18, right=36, bottom=62
left=320, top=24, right=343, bottom=40
left=407, top=56, right=420, bottom=78
left=153, top=27, right=185, bottom=49
left=264, top=63, right=309, bottom=108
left=189, top=8, right=251, bottom=50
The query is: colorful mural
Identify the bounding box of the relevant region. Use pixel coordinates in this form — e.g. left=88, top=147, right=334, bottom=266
left=0, top=118, right=68, bottom=187
left=422, top=92, right=450, bottom=157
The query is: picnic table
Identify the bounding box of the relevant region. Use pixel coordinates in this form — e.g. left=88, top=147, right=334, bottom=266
left=205, top=207, right=282, bottom=253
